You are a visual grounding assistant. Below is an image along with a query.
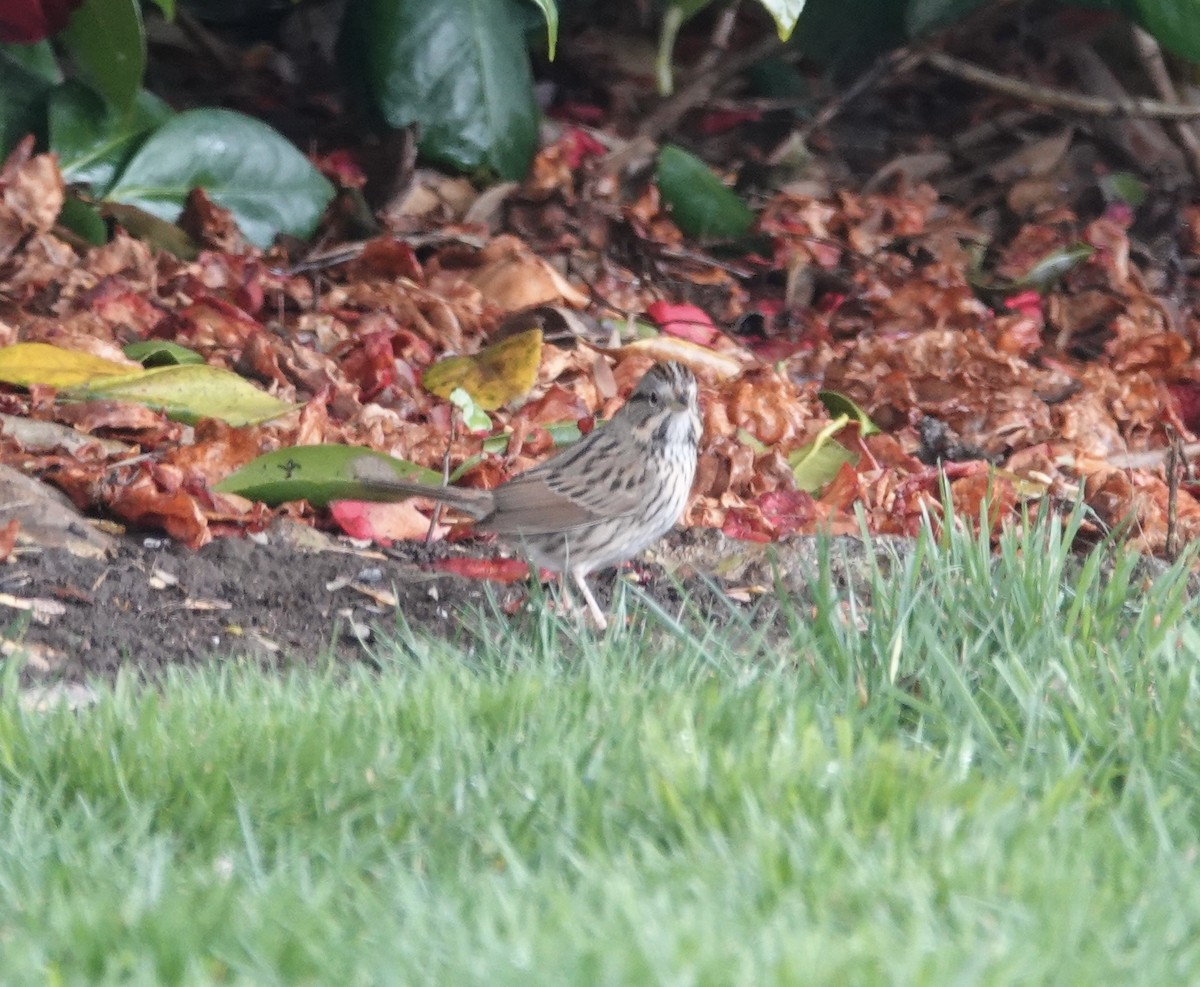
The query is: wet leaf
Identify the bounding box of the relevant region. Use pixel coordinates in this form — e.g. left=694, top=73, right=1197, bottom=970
left=1125, top=0, right=1200, bottom=61
left=215, top=445, right=441, bottom=508
left=905, top=0, right=988, bottom=35
left=756, top=487, right=816, bottom=535
left=423, top=328, right=542, bottom=410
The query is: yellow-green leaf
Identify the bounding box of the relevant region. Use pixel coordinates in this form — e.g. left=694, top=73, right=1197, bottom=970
left=789, top=416, right=858, bottom=492
left=0, top=342, right=138, bottom=389
left=101, top=201, right=200, bottom=259
left=66, top=364, right=297, bottom=426
left=817, top=390, right=880, bottom=436
left=423, top=329, right=542, bottom=411
left=448, top=386, right=492, bottom=433
left=736, top=428, right=769, bottom=454
left=216, top=445, right=441, bottom=508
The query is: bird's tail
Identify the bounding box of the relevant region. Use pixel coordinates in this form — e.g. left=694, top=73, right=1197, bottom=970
left=348, top=462, right=493, bottom=519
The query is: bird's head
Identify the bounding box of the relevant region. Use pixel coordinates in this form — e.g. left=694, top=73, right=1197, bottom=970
left=625, top=361, right=702, bottom=448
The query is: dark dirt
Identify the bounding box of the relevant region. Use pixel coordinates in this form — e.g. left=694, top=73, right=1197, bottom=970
left=5, top=519, right=1184, bottom=686
left=5, top=529, right=521, bottom=681
left=3, top=522, right=861, bottom=683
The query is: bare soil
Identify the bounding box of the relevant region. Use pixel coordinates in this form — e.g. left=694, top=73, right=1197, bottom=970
left=4, top=525, right=851, bottom=683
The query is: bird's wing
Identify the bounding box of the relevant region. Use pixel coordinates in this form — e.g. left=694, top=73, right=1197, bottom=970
left=479, top=431, right=646, bottom=535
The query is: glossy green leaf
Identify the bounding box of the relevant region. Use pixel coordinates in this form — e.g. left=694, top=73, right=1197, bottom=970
left=0, top=41, right=60, bottom=80
left=105, top=109, right=334, bottom=247
left=60, top=0, right=145, bottom=113
left=50, top=83, right=172, bottom=195
left=339, top=0, right=537, bottom=179
left=1131, top=0, right=1200, bottom=60
left=656, top=144, right=755, bottom=241
left=56, top=196, right=107, bottom=245
left=65, top=364, right=298, bottom=425
left=216, top=445, right=441, bottom=508
left=0, top=44, right=58, bottom=153
left=123, top=340, right=205, bottom=366
left=1080, top=0, right=1200, bottom=61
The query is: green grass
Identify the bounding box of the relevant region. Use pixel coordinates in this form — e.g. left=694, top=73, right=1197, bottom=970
left=2, top=509, right=1200, bottom=985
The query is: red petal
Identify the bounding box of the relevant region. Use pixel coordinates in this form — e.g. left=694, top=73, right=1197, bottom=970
left=645, top=301, right=718, bottom=345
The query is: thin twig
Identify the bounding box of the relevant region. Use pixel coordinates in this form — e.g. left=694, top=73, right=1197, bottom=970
left=1166, top=426, right=1182, bottom=559
left=925, top=49, right=1200, bottom=121
left=693, top=1, right=741, bottom=77
left=171, top=8, right=238, bottom=73
left=101, top=453, right=156, bottom=474
left=766, top=46, right=921, bottom=165
left=427, top=415, right=456, bottom=543
left=654, top=245, right=755, bottom=278
left=637, top=33, right=784, bottom=140
left=1130, top=24, right=1200, bottom=183
left=1107, top=441, right=1200, bottom=471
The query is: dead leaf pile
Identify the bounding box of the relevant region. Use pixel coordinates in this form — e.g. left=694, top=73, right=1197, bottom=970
left=1, top=117, right=1198, bottom=562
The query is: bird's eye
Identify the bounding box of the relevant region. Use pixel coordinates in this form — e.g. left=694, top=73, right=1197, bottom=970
left=648, top=391, right=660, bottom=405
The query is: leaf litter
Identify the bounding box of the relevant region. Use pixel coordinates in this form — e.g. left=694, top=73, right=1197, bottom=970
left=2, top=59, right=1200, bottom=674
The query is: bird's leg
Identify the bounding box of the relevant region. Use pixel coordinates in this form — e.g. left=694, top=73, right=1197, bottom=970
left=556, top=572, right=576, bottom=615
left=527, top=565, right=584, bottom=624
left=572, top=567, right=608, bottom=631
